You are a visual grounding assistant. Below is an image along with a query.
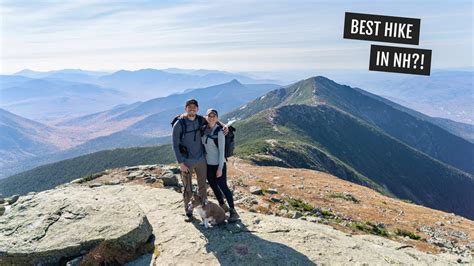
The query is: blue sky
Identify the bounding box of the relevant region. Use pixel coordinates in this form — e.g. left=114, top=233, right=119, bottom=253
left=1, top=0, right=472, bottom=78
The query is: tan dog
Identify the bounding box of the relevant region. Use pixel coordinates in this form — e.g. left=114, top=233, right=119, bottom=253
left=188, top=193, right=226, bottom=228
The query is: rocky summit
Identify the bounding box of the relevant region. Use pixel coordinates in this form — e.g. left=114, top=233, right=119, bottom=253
left=0, top=162, right=472, bottom=265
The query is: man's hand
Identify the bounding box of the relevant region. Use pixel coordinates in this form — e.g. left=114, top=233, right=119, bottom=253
left=180, top=163, right=189, bottom=173
left=216, top=120, right=229, bottom=135
left=222, top=124, right=229, bottom=135
left=178, top=113, right=188, bottom=119
left=216, top=169, right=223, bottom=178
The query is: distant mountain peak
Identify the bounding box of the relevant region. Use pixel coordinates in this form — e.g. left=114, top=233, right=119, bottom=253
left=228, top=78, right=242, bottom=85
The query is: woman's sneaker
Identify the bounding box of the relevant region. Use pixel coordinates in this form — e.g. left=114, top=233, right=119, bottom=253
left=228, top=208, right=240, bottom=222
left=220, top=203, right=230, bottom=213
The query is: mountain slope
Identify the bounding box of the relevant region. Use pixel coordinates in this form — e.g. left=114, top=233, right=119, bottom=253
left=0, top=108, right=72, bottom=167
left=0, top=144, right=174, bottom=196
left=225, top=76, right=474, bottom=175
left=223, top=76, right=474, bottom=219
left=58, top=80, right=279, bottom=139
left=230, top=104, right=474, bottom=219
left=325, top=69, right=474, bottom=124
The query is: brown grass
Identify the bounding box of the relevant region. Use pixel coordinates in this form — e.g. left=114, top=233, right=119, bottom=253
left=226, top=158, right=474, bottom=254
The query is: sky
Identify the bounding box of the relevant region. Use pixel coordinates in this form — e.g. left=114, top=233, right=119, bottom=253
left=1, top=0, right=473, bottom=79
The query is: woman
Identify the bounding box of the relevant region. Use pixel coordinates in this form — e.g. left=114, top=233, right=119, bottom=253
left=202, top=108, right=240, bottom=222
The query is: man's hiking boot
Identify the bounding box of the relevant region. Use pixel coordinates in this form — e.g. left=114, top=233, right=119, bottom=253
left=184, top=212, right=194, bottom=222
left=220, top=203, right=230, bottom=213
left=228, top=208, right=240, bottom=222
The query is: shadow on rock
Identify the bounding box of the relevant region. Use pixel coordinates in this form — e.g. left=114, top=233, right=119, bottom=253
left=191, top=220, right=316, bottom=265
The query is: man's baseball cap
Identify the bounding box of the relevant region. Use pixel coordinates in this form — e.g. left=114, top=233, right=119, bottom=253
left=185, top=99, right=198, bottom=107
left=206, top=108, right=218, bottom=117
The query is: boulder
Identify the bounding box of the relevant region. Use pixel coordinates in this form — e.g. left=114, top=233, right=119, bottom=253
left=249, top=186, right=263, bottom=195
left=6, top=194, right=19, bottom=205
left=127, top=171, right=144, bottom=180
left=267, top=188, right=278, bottom=194
left=144, top=176, right=157, bottom=184
left=0, top=186, right=153, bottom=265
left=292, top=211, right=303, bottom=219
left=161, top=165, right=180, bottom=174
left=158, top=171, right=179, bottom=186
left=270, top=197, right=282, bottom=203
left=125, top=166, right=140, bottom=171
left=138, top=164, right=158, bottom=170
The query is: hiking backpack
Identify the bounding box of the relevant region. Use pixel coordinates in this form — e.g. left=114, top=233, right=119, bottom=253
left=171, top=114, right=206, bottom=141
left=171, top=115, right=206, bottom=158
left=205, top=125, right=236, bottom=160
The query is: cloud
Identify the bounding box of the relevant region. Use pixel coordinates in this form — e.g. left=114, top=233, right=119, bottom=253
left=1, top=0, right=472, bottom=74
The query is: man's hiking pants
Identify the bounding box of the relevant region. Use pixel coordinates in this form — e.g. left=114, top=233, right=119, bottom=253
left=180, top=160, right=208, bottom=212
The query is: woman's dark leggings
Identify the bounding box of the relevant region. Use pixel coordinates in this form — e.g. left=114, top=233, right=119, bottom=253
left=207, top=163, right=234, bottom=209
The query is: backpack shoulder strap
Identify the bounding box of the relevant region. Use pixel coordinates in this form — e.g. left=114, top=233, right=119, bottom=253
left=211, top=125, right=223, bottom=147
left=178, top=118, right=186, bottom=140
left=171, top=115, right=180, bottom=127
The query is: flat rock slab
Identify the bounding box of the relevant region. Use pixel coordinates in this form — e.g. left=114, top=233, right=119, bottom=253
left=117, top=185, right=464, bottom=265
left=0, top=185, right=153, bottom=265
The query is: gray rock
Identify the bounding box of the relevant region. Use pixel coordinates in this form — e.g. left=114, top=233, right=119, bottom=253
left=138, top=164, right=158, bottom=170
left=6, top=194, right=19, bottom=205
left=235, top=196, right=258, bottom=208
left=125, top=166, right=140, bottom=171
left=105, top=180, right=121, bottom=186
left=127, top=171, right=144, bottom=180
left=0, top=186, right=153, bottom=265
left=161, top=165, right=181, bottom=174
left=292, top=211, right=302, bottom=219
left=270, top=197, right=281, bottom=203
left=158, top=171, right=179, bottom=186
left=0, top=205, right=4, bottom=216
left=307, top=216, right=322, bottom=223
left=144, top=176, right=157, bottom=184
left=249, top=186, right=263, bottom=195
left=267, top=188, right=278, bottom=194
left=0, top=197, right=4, bottom=204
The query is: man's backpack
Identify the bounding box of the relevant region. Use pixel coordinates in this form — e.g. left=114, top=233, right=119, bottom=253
left=206, top=125, right=236, bottom=160
left=171, top=114, right=206, bottom=141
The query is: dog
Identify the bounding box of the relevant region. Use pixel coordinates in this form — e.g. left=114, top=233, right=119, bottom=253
left=188, top=193, right=226, bottom=228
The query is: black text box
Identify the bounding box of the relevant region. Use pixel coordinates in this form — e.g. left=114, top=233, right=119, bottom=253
left=344, top=12, right=420, bottom=45
left=369, top=45, right=432, bottom=76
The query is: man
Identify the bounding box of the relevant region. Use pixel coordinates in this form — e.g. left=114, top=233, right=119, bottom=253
left=172, top=99, right=228, bottom=222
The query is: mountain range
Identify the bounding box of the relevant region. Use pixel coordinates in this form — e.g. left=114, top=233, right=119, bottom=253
left=326, top=69, right=474, bottom=126
left=0, top=80, right=279, bottom=178
left=1, top=73, right=473, bottom=220
left=0, top=108, right=76, bottom=168
left=223, top=76, right=474, bottom=219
